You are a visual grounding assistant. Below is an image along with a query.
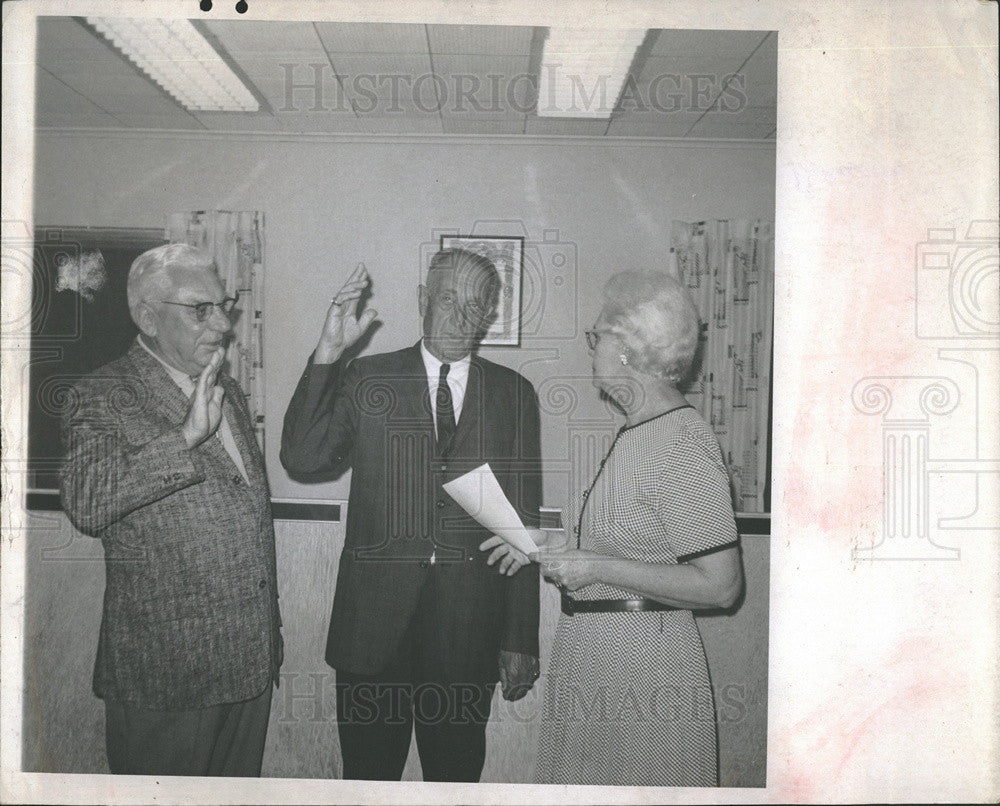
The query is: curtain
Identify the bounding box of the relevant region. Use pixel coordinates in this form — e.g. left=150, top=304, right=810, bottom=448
left=167, top=211, right=266, bottom=451
left=669, top=220, right=774, bottom=513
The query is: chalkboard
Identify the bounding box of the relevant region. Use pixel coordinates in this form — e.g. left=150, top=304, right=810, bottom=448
left=28, top=228, right=165, bottom=490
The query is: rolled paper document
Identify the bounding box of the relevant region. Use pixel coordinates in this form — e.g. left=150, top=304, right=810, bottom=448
left=442, top=463, right=540, bottom=555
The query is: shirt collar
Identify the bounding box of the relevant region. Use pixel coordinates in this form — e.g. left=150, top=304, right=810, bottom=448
left=137, top=335, right=196, bottom=391
left=419, top=340, right=471, bottom=380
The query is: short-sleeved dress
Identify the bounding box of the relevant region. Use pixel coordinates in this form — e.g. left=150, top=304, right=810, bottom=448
left=534, top=406, right=738, bottom=787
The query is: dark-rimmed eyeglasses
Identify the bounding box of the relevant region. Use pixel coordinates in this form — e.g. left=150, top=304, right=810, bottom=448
left=159, top=291, right=240, bottom=323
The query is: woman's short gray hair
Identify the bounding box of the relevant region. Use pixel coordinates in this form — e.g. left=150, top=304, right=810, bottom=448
left=601, top=270, right=701, bottom=385
left=126, top=243, right=216, bottom=321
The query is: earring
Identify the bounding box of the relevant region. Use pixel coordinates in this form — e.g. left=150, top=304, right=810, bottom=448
left=619, top=355, right=628, bottom=366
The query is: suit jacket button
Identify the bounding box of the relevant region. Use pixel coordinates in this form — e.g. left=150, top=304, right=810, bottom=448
left=258, top=579, right=267, bottom=589
left=419, top=560, right=430, bottom=569
left=233, top=475, right=243, bottom=484
left=436, top=500, right=446, bottom=509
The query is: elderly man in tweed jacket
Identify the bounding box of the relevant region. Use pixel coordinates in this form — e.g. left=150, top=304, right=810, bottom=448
left=60, top=243, right=282, bottom=777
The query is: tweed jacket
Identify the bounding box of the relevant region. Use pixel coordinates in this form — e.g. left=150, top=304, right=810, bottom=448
left=281, top=343, right=541, bottom=682
left=60, top=340, right=282, bottom=710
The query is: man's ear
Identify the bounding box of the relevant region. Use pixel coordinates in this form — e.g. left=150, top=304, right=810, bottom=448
left=418, top=284, right=429, bottom=318
left=134, top=302, right=158, bottom=338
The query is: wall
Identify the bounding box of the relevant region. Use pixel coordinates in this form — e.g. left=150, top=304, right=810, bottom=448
left=23, top=513, right=768, bottom=785
left=33, top=130, right=775, bottom=507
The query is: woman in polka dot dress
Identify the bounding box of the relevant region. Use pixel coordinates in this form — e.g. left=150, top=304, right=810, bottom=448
left=526, top=271, right=742, bottom=786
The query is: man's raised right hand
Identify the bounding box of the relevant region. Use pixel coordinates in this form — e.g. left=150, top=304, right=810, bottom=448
left=181, top=347, right=226, bottom=449
left=314, top=263, right=379, bottom=364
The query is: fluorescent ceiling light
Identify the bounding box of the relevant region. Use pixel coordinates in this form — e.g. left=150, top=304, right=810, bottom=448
left=537, top=28, right=646, bottom=118
left=87, top=17, right=258, bottom=112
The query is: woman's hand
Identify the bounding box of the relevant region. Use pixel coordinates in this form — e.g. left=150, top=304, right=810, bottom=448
left=531, top=549, right=604, bottom=591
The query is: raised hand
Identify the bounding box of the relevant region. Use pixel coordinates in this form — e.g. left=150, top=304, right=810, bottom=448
left=182, top=347, right=226, bottom=449
left=314, top=263, right=379, bottom=364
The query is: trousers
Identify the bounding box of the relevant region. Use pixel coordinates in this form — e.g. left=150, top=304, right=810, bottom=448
left=335, top=568, right=496, bottom=782
left=104, top=686, right=273, bottom=776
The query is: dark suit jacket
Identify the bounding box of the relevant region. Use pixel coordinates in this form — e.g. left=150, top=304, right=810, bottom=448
left=60, top=340, right=282, bottom=711
left=281, top=343, right=541, bottom=683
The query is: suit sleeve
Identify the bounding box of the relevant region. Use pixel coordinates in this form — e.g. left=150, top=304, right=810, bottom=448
left=500, top=376, right=542, bottom=658
left=59, top=376, right=205, bottom=536
left=280, top=355, right=359, bottom=480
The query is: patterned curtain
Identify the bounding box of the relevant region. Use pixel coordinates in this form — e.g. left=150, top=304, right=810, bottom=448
left=669, top=220, right=774, bottom=513
left=167, top=211, right=265, bottom=451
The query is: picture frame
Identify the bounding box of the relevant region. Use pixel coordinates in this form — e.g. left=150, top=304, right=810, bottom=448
left=440, top=234, right=524, bottom=346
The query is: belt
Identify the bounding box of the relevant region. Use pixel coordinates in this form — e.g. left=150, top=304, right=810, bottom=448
left=561, top=590, right=677, bottom=616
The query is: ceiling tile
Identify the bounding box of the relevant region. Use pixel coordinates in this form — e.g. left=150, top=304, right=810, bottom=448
left=648, top=28, right=767, bottom=60
left=684, top=105, right=776, bottom=139
left=204, top=20, right=325, bottom=57
left=524, top=116, right=609, bottom=136
left=358, top=115, right=444, bottom=134
left=441, top=113, right=525, bottom=135
left=432, top=55, right=534, bottom=118
left=427, top=24, right=535, bottom=56
left=191, top=111, right=286, bottom=132
left=205, top=20, right=331, bottom=114
left=313, top=22, right=429, bottom=55
left=739, top=32, right=777, bottom=107
left=36, top=17, right=121, bottom=77
left=109, top=113, right=209, bottom=130
left=605, top=110, right=705, bottom=137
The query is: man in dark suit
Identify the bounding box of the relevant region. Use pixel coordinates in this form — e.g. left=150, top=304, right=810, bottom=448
left=60, top=243, right=282, bottom=777
left=281, top=250, right=541, bottom=782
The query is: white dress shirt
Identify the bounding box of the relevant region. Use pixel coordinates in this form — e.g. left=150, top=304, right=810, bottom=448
left=138, top=336, right=250, bottom=483
left=419, top=341, right=472, bottom=564
left=419, top=340, right=471, bottom=439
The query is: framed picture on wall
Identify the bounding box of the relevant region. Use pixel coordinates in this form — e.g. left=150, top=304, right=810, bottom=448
left=440, top=235, right=523, bottom=346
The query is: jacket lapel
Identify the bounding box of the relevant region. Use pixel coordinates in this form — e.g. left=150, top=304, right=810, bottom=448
left=125, top=340, right=192, bottom=427
left=222, top=377, right=266, bottom=488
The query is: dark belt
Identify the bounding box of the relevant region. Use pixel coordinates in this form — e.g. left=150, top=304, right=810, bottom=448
left=561, top=590, right=677, bottom=616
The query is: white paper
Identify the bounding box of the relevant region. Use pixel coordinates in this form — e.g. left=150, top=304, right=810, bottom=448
left=442, top=464, right=540, bottom=554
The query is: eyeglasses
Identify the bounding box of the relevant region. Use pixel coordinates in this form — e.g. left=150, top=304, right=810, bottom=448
left=159, top=291, right=240, bottom=322
left=584, top=329, right=605, bottom=350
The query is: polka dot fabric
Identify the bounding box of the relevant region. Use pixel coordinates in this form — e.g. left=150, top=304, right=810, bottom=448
left=535, top=407, right=737, bottom=786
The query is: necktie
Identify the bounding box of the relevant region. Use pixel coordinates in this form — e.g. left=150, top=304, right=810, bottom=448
left=436, top=363, right=456, bottom=456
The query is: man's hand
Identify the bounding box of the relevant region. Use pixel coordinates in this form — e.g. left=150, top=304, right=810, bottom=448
left=314, top=263, right=379, bottom=364
left=181, top=347, right=225, bottom=449
left=498, top=650, right=539, bottom=701
left=479, top=529, right=567, bottom=576
left=479, top=535, right=530, bottom=575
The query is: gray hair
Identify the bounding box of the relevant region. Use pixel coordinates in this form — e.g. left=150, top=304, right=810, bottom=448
left=126, top=243, right=216, bottom=322
left=427, top=248, right=501, bottom=309
left=601, top=270, right=701, bottom=385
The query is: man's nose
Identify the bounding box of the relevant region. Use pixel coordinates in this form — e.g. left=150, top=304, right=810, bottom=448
left=208, top=305, right=233, bottom=333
